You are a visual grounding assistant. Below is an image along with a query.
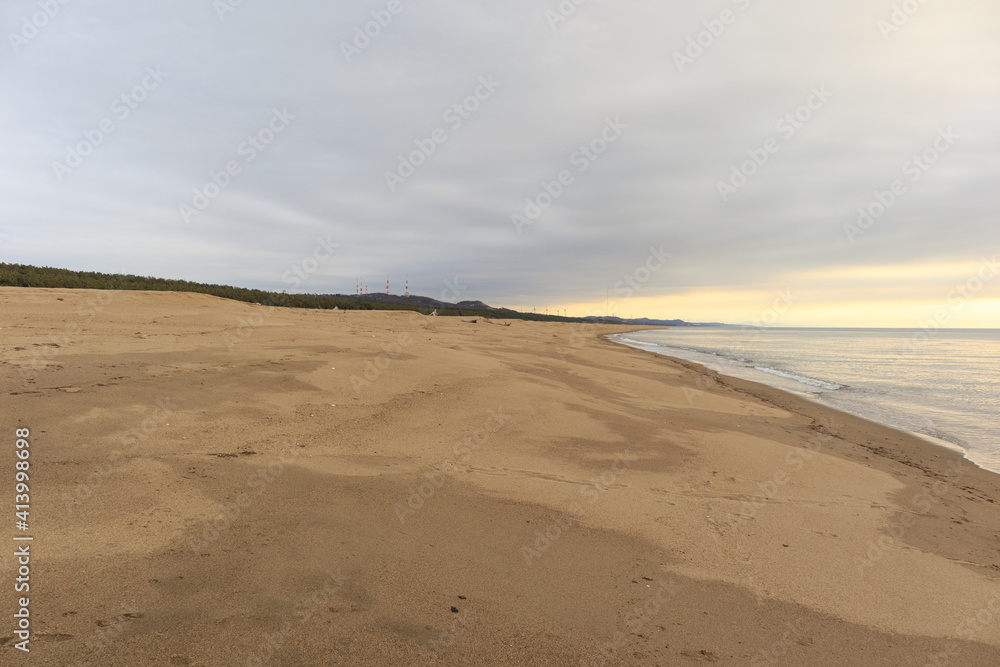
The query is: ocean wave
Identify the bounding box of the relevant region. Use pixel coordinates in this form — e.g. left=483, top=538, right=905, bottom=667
left=614, top=336, right=650, bottom=346
left=753, top=366, right=842, bottom=391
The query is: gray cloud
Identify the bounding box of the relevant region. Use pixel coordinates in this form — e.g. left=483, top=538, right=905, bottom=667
left=2, top=0, right=998, bottom=319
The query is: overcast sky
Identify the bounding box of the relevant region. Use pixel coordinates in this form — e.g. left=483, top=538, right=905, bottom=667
left=2, top=0, right=998, bottom=326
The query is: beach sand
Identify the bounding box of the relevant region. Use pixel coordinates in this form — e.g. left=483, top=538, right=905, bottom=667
left=2, top=287, right=999, bottom=665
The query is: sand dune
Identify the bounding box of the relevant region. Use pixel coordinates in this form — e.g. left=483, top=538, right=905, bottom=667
left=2, top=287, right=999, bottom=665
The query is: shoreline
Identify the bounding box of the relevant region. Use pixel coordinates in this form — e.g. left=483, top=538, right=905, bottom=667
left=3, top=288, right=1000, bottom=665
left=606, top=329, right=998, bottom=477
left=601, top=328, right=1000, bottom=493
left=599, top=326, right=1000, bottom=594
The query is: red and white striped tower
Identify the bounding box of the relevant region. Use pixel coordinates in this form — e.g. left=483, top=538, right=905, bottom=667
left=386, top=276, right=390, bottom=295
left=405, top=275, right=409, bottom=297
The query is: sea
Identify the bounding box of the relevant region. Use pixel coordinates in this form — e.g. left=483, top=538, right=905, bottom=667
left=609, top=328, right=1000, bottom=474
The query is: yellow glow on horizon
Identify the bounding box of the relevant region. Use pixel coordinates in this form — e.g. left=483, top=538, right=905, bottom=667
left=497, top=258, right=999, bottom=327
left=502, top=287, right=998, bottom=329
left=535, top=294, right=999, bottom=328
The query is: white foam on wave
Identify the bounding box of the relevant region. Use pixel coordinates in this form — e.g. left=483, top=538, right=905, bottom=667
left=752, top=366, right=842, bottom=391
left=610, top=334, right=843, bottom=391
left=615, top=336, right=648, bottom=346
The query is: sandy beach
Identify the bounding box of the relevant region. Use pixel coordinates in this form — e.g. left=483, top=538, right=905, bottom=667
left=2, top=287, right=999, bottom=666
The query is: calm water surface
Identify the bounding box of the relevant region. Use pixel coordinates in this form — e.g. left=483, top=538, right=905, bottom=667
left=610, top=328, right=1000, bottom=474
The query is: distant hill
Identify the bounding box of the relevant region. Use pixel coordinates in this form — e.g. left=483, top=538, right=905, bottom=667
left=339, top=295, right=730, bottom=327
left=328, top=292, right=514, bottom=313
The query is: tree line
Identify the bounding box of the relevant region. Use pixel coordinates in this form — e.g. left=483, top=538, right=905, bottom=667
left=0, top=263, right=586, bottom=322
